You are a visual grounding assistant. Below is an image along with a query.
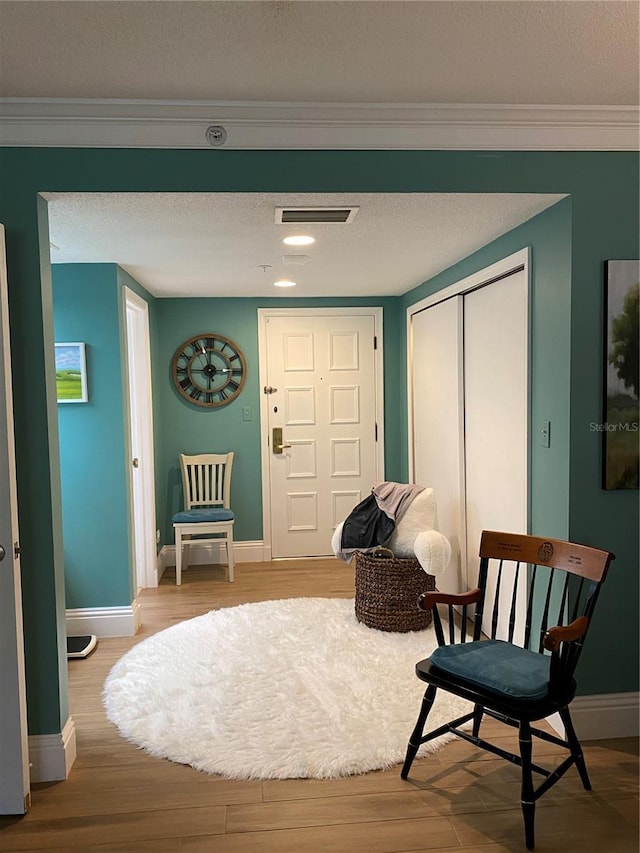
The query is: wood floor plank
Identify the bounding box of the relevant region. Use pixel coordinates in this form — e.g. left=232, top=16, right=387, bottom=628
left=34, top=765, right=260, bottom=802
left=31, top=842, right=179, bottom=853
left=26, top=779, right=260, bottom=820
left=4, top=561, right=635, bottom=853
left=226, top=787, right=486, bottom=834
left=262, top=761, right=441, bottom=802
left=181, top=815, right=460, bottom=852
left=404, top=755, right=519, bottom=789
left=0, top=806, right=226, bottom=851
left=450, top=796, right=639, bottom=848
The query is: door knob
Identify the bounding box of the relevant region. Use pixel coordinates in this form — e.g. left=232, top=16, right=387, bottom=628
left=132, top=458, right=139, bottom=468
left=0, top=544, right=5, bottom=561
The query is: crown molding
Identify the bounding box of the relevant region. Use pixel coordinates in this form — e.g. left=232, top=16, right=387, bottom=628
left=0, top=99, right=637, bottom=150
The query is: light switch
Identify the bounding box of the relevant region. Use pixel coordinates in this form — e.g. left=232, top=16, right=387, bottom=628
left=540, top=420, right=551, bottom=448
left=242, top=406, right=252, bottom=422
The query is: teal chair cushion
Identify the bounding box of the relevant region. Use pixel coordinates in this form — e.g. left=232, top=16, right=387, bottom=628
left=173, top=508, right=234, bottom=523
left=429, top=639, right=550, bottom=701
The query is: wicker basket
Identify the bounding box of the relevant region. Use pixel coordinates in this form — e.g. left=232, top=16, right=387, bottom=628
left=354, top=547, right=435, bottom=632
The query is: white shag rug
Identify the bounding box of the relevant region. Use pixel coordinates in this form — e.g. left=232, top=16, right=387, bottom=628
left=103, top=597, right=470, bottom=780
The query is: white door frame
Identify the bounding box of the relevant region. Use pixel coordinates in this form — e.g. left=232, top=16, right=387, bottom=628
left=124, top=287, right=157, bottom=589
left=406, top=247, right=531, bottom=586
left=258, top=307, right=385, bottom=561
left=0, top=224, right=30, bottom=814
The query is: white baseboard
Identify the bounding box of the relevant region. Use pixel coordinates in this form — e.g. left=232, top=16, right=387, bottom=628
left=65, top=599, right=140, bottom=638
left=157, top=540, right=267, bottom=580
left=547, top=691, right=639, bottom=741
left=29, top=716, right=76, bottom=783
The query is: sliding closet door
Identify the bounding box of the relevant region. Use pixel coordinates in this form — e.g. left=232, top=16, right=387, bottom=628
left=411, top=296, right=464, bottom=593
left=464, top=270, right=528, bottom=640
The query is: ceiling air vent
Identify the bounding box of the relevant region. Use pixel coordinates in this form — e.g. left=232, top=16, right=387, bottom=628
left=275, top=206, right=359, bottom=224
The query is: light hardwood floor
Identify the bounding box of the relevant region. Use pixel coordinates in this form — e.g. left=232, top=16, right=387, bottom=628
left=1, top=559, right=637, bottom=852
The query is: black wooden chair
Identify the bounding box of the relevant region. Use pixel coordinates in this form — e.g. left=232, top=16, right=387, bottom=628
left=401, top=530, right=615, bottom=850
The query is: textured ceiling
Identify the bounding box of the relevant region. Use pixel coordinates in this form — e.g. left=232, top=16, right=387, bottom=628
left=10, top=3, right=628, bottom=297
left=1, top=1, right=638, bottom=105
left=44, top=192, right=565, bottom=297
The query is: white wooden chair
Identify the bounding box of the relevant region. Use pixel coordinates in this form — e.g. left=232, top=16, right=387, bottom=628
left=172, top=452, right=235, bottom=585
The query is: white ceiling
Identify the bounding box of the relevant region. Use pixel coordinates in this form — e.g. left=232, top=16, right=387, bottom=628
left=13, top=3, right=632, bottom=297
left=0, top=1, right=638, bottom=105
left=44, top=192, right=565, bottom=297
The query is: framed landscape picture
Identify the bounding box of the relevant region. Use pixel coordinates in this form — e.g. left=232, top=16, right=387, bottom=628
left=55, top=342, right=88, bottom=403
left=603, top=260, right=639, bottom=489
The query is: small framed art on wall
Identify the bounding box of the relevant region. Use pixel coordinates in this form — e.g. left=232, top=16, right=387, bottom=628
left=55, top=342, right=88, bottom=403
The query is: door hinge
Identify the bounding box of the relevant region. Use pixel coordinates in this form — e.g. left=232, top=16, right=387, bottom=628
left=373, top=335, right=377, bottom=350
left=375, top=422, right=378, bottom=441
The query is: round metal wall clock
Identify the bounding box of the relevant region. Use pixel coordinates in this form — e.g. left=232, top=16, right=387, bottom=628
left=171, top=333, right=247, bottom=408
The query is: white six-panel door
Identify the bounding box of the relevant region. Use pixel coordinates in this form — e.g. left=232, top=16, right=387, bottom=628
left=261, top=309, right=383, bottom=559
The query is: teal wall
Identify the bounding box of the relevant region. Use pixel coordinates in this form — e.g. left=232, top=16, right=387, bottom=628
left=53, top=264, right=132, bottom=608
left=400, top=198, right=573, bottom=541
left=155, top=296, right=402, bottom=544
left=36, top=195, right=69, bottom=730
left=52, top=264, right=161, bottom=610
left=568, top=176, right=640, bottom=694
left=399, top=199, right=575, bottom=671
left=52, top=272, right=401, bottom=594
left=0, top=148, right=637, bottom=736
left=399, top=194, right=639, bottom=693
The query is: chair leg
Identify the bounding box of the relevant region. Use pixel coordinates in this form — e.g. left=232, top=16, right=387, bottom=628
left=175, top=530, right=182, bottom=586
left=559, top=706, right=591, bottom=791
left=519, top=720, right=536, bottom=851
left=401, top=684, right=437, bottom=780
left=226, top=531, right=235, bottom=583
left=472, top=704, right=484, bottom=738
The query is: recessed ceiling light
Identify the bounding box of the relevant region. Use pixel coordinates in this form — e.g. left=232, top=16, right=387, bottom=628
left=274, top=280, right=297, bottom=288
left=283, top=235, right=315, bottom=246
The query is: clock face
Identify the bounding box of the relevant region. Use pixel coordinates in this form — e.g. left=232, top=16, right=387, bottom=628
left=171, top=333, right=247, bottom=408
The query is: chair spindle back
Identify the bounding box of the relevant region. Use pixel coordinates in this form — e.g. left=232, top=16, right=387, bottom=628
left=424, top=531, right=613, bottom=685
left=180, top=453, right=234, bottom=510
